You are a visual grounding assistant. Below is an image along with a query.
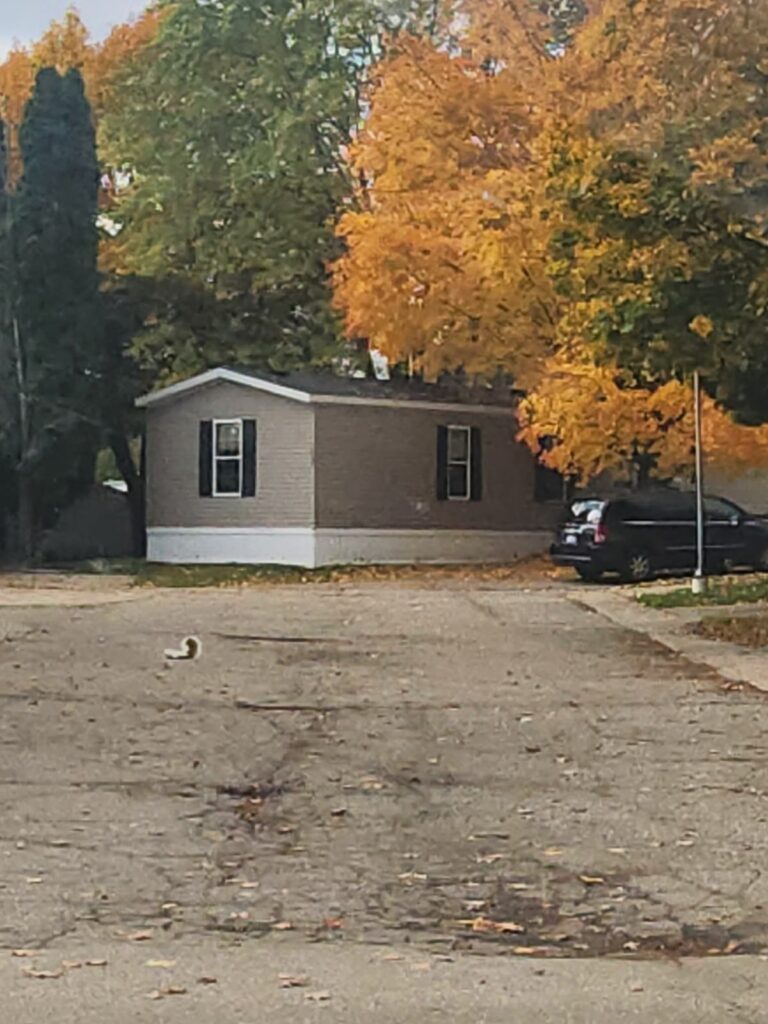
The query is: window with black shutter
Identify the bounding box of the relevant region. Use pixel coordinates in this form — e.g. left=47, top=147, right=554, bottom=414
left=199, top=418, right=257, bottom=497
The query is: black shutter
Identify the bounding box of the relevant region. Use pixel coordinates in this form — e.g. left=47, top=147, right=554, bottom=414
left=242, top=419, right=257, bottom=497
left=436, top=425, right=448, bottom=500
left=199, top=420, right=213, bottom=496
left=470, top=427, right=483, bottom=501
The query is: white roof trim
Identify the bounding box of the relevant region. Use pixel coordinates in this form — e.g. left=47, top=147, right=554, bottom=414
left=135, top=367, right=312, bottom=407
left=135, top=365, right=512, bottom=415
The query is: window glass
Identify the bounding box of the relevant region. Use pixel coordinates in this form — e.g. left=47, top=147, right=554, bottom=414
left=216, top=459, right=240, bottom=494
left=448, top=464, right=469, bottom=499
left=448, top=427, right=469, bottom=462
left=213, top=420, right=242, bottom=495
left=705, top=498, right=740, bottom=520
left=216, top=422, right=241, bottom=456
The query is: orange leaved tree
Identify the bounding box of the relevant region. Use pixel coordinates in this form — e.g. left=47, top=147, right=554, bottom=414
left=518, top=356, right=768, bottom=489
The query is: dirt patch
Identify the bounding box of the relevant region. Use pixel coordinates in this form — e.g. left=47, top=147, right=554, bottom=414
left=694, top=614, right=768, bottom=648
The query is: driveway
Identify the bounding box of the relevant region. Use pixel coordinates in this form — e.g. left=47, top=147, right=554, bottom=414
left=1, top=581, right=767, bottom=1021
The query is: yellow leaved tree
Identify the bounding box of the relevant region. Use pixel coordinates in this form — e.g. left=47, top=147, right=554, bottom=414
left=518, top=356, right=768, bottom=488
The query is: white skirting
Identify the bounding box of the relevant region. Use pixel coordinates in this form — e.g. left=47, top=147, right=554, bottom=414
left=147, top=527, right=552, bottom=568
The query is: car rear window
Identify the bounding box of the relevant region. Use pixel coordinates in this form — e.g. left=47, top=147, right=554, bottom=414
left=569, top=500, right=605, bottom=524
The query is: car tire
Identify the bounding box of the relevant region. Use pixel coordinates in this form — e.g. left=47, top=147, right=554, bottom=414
left=576, top=567, right=603, bottom=583
left=621, top=550, right=654, bottom=583
left=753, top=547, right=768, bottom=573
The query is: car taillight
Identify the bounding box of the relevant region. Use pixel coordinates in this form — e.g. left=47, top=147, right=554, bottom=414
left=594, top=522, right=608, bottom=544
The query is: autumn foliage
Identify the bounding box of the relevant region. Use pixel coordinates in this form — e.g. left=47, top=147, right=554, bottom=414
left=518, top=357, right=768, bottom=488
left=0, top=8, right=161, bottom=183
left=333, top=0, right=768, bottom=485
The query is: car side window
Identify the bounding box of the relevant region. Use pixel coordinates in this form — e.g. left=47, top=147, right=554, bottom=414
left=705, top=498, right=740, bottom=521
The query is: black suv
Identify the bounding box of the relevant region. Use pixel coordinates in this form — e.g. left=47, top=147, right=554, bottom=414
left=551, top=491, right=768, bottom=582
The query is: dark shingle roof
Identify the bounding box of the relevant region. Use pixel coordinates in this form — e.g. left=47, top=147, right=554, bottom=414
left=226, top=366, right=518, bottom=407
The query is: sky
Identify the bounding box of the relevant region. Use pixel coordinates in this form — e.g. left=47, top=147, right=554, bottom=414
left=0, top=1, right=146, bottom=59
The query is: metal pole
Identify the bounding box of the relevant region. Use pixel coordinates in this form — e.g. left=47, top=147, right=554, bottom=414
left=692, top=369, right=707, bottom=595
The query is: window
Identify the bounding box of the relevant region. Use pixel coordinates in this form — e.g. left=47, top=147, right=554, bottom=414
left=447, top=425, right=471, bottom=500
left=214, top=419, right=242, bottom=496
left=437, top=425, right=482, bottom=502
left=198, top=419, right=257, bottom=498
left=705, top=497, right=742, bottom=522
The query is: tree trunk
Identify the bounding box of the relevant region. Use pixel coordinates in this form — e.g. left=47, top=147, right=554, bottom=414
left=109, top=431, right=146, bottom=557
left=16, top=472, right=35, bottom=561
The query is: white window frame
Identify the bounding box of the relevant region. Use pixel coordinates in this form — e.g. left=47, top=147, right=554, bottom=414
left=212, top=418, right=243, bottom=497
left=446, top=425, right=472, bottom=502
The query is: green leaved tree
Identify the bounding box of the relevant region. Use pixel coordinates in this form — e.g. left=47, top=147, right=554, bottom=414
left=101, top=0, right=438, bottom=382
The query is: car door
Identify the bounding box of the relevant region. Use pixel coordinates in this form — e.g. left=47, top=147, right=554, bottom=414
left=656, top=493, right=697, bottom=570
left=705, top=497, right=748, bottom=568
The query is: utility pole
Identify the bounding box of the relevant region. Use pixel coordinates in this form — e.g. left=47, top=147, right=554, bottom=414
left=692, top=369, right=707, bottom=595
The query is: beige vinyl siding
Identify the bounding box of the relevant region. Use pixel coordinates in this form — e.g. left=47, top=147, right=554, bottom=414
left=314, top=404, right=547, bottom=531
left=146, top=381, right=315, bottom=528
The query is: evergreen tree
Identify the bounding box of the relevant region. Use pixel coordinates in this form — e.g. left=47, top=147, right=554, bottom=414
left=8, top=67, right=102, bottom=555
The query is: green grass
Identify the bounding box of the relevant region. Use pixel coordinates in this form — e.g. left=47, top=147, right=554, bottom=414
left=639, top=577, right=768, bottom=609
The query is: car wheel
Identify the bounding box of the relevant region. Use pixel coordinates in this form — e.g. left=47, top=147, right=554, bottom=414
left=622, top=551, right=653, bottom=583
left=753, top=547, right=768, bottom=573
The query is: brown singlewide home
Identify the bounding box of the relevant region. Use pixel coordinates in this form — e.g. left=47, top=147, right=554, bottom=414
left=136, top=368, right=559, bottom=566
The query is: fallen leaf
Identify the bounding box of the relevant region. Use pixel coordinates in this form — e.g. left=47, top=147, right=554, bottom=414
left=458, top=916, right=524, bottom=934
left=279, top=974, right=309, bottom=988
left=543, top=848, right=564, bottom=857
left=607, top=847, right=627, bottom=855
left=272, top=921, right=294, bottom=931
left=305, top=990, right=331, bottom=1002
left=509, top=882, right=530, bottom=891
left=124, top=930, right=153, bottom=942
left=330, top=807, right=347, bottom=817
left=25, top=877, right=43, bottom=885
left=240, top=881, right=260, bottom=889
left=623, top=941, right=640, bottom=952
left=277, top=825, right=296, bottom=834
left=85, top=959, right=108, bottom=967
left=476, top=853, right=505, bottom=864
left=462, top=900, right=487, bottom=911
left=381, top=952, right=404, bottom=961
left=579, top=875, right=606, bottom=886
left=61, top=960, right=83, bottom=969
left=165, top=986, right=187, bottom=995
left=629, top=983, right=644, bottom=993
left=146, top=959, right=176, bottom=969
left=323, top=917, right=343, bottom=930
left=198, top=976, right=218, bottom=985
left=12, top=950, right=41, bottom=958
left=22, top=968, right=63, bottom=979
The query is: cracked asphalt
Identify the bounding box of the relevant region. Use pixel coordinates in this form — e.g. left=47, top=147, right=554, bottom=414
left=1, top=579, right=768, bottom=1020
